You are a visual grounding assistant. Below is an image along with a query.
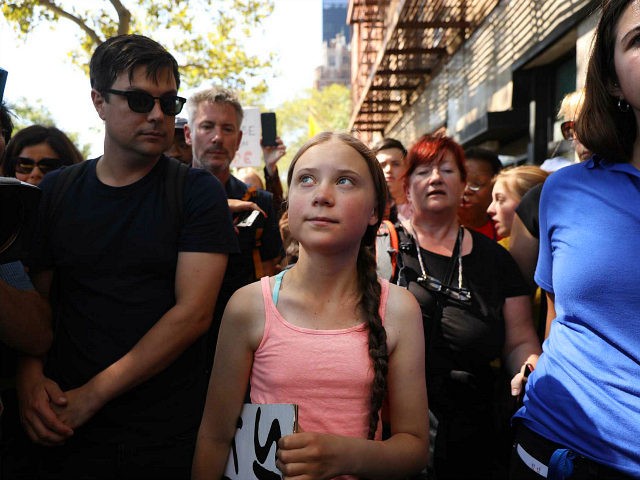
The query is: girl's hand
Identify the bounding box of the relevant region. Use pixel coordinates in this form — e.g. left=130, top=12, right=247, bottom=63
left=276, top=431, right=344, bottom=480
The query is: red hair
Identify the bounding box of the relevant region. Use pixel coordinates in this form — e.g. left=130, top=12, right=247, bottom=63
left=404, top=134, right=467, bottom=190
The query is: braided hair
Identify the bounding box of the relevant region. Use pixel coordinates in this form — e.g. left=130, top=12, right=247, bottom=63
left=287, top=132, right=388, bottom=439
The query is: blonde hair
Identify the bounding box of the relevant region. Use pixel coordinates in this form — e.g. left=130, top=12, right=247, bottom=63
left=557, top=88, right=586, bottom=123
left=494, top=166, right=549, bottom=200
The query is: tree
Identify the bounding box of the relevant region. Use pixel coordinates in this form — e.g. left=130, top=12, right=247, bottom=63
left=275, top=83, right=352, bottom=178
left=2, top=0, right=275, bottom=96
left=9, top=97, right=94, bottom=157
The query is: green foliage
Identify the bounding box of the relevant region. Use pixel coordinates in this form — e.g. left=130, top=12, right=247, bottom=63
left=8, top=97, right=93, bottom=157
left=2, top=0, right=275, bottom=95
left=275, top=83, right=352, bottom=177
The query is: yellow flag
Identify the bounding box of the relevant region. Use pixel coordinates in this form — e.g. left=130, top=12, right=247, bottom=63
left=308, top=115, right=320, bottom=138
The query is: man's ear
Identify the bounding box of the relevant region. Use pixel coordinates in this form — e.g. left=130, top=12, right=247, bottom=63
left=235, top=129, right=243, bottom=152
left=91, top=89, right=106, bottom=121
left=184, top=124, right=192, bottom=146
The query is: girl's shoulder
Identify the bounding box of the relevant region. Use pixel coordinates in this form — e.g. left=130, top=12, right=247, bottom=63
left=224, top=280, right=268, bottom=351
left=383, top=282, right=423, bottom=352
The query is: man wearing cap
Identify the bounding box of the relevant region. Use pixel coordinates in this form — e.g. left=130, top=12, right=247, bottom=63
left=165, top=116, right=193, bottom=165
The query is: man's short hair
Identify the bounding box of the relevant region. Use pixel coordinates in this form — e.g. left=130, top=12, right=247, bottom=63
left=463, top=147, right=502, bottom=175
left=89, top=34, right=181, bottom=94
left=373, top=137, right=407, bottom=157
left=185, top=87, right=244, bottom=128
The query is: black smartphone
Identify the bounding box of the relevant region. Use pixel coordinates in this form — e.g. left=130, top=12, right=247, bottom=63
left=0, top=68, right=8, bottom=103
left=261, top=112, right=277, bottom=147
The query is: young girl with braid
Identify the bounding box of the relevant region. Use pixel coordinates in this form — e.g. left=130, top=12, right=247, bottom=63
left=192, top=132, right=428, bottom=479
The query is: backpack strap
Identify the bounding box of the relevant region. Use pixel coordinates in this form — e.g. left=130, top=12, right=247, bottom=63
left=164, top=156, right=189, bottom=229
left=375, top=219, right=399, bottom=281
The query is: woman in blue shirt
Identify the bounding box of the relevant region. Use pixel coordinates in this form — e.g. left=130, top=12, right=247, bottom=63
left=510, top=1, right=640, bottom=478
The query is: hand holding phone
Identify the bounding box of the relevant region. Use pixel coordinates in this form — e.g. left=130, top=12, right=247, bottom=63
left=236, top=209, right=261, bottom=228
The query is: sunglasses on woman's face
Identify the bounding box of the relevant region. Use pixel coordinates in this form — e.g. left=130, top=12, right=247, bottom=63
left=14, top=157, right=63, bottom=175
left=104, top=89, right=186, bottom=116
left=561, top=121, right=576, bottom=141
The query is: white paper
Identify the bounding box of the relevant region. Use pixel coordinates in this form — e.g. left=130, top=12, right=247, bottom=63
left=223, top=403, right=297, bottom=480
left=232, top=107, right=262, bottom=168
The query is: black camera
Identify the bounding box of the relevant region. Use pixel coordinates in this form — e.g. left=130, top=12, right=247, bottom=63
left=0, top=178, right=41, bottom=264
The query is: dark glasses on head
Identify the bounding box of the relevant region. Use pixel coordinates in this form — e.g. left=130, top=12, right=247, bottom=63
left=15, top=157, right=63, bottom=175
left=104, top=89, right=186, bottom=116
left=560, top=120, right=576, bottom=141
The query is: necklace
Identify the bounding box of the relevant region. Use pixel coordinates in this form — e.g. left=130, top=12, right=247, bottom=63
left=408, top=222, right=471, bottom=303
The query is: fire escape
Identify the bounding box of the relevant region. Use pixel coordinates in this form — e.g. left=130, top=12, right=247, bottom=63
left=348, top=0, right=499, bottom=139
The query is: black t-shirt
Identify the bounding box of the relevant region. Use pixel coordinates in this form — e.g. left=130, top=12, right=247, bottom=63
left=515, top=183, right=543, bottom=239
left=218, top=175, right=282, bottom=308
left=29, top=156, right=238, bottom=443
left=397, top=227, right=528, bottom=416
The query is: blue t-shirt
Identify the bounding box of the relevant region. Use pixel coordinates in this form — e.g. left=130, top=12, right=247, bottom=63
left=29, top=156, right=239, bottom=443
left=515, top=158, right=640, bottom=476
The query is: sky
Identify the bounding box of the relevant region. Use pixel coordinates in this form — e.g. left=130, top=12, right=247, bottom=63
left=0, top=0, right=324, bottom=157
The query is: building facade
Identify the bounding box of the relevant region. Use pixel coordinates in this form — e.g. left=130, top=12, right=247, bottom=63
left=314, top=32, right=352, bottom=89
left=348, top=0, right=598, bottom=164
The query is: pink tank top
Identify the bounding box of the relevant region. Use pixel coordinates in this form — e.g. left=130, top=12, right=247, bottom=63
left=251, top=275, right=389, bottom=447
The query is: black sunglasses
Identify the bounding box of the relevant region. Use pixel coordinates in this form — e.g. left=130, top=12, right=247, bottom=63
left=15, top=157, right=63, bottom=175
left=104, top=89, right=186, bottom=116
left=560, top=120, right=576, bottom=141
left=417, top=273, right=472, bottom=303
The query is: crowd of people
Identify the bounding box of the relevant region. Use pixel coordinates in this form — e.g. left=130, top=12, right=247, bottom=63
left=0, top=1, right=638, bottom=478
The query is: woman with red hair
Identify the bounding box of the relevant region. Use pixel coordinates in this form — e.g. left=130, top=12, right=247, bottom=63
left=394, top=134, right=540, bottom=479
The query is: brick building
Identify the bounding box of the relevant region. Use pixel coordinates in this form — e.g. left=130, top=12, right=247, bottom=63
left=347, top=0, right=598, bottom=164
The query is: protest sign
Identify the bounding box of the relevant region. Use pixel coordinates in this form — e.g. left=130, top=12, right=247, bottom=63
left=223, top=403, right=298, bottom=480
left=232, top=107, right=262, bottom=168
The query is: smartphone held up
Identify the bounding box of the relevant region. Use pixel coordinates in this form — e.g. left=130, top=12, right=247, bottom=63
left=260, top=112, right=277, bottom=147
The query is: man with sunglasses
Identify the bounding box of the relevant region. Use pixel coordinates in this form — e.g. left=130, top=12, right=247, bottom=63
left=15, top=34, right=238, bottom=479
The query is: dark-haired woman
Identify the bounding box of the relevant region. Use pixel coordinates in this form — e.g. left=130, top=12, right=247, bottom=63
left=397, top=134, right=540, bottom=480
left=1, top=125, right=83, bottom=185
left=511, top=2, right=640, bottom=478
left=193, top=132, right=428, bottom=479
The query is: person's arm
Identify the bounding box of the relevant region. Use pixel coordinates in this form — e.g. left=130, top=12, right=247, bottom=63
left=227, top=198, right=266, bottom=217
left=262, top=137, right=286, bottom=218
left=17, top=269, right=73, bottom=445
left=503, top=295, right=542, bottom=396
left=0, top=263, right=52, bottom=355
left=508, top=215, right=539, bottom=292
left=51, top=251, right=228, bottom=430
left=192, top=283, right=263, bottom=479
left=543, top=291, right=556, bottom=340
left=276, top=285, right=429, bottom=479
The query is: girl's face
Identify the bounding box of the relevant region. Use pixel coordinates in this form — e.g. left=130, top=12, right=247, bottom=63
left=613, top=2, right=640, bottom=119
left=287, top=139, right=378, bottom=254
left=15, top=142, right=61, bottom=186
left=487, top=178, right=519, bottom=237
left=407, top=151, right=465, bottom=215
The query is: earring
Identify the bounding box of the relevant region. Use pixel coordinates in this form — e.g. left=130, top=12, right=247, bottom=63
left=618, top=98, right=631, bottom=113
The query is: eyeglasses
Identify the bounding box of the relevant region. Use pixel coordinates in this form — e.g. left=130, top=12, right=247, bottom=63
left=104, top=89, right=186, bottom=116
left=417, top=274, right=472, bottom=303
left=561, top=121, right=576, bottom=141
left=14, top=157, right=63, bottom=175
